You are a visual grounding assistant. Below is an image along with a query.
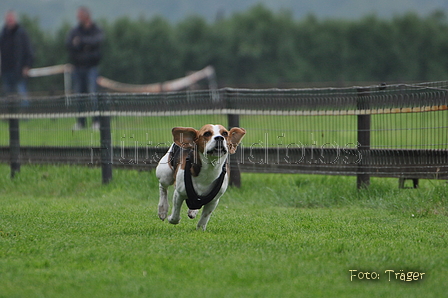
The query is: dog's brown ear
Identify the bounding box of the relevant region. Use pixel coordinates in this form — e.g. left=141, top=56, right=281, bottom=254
left=228, top=127, right=246, bottom=154
left=172, top=127, right=198, bottom=149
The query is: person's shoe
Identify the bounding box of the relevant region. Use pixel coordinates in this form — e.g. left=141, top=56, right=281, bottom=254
left=72, top=123, right=85, bottom=131
left=92, top=122, right=100, bottom=131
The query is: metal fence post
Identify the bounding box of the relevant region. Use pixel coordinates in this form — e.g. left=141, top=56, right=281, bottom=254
left=8, top=95, right=20, bottom=178
left=99, top=94, right=112, bottom=184
left=357, top=87, right=371, bottom=189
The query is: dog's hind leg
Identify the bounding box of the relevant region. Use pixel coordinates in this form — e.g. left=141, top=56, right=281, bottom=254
left=158, top=184, right=169, bottom=221
left=196, top=198, right=220, bottom=231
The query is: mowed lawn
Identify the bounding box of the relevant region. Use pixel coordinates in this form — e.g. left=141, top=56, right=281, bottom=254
left=0, top=164, right=447, bottom=297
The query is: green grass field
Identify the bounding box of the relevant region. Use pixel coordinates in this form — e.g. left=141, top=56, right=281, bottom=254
left=1, top=164, right=447, bottom=297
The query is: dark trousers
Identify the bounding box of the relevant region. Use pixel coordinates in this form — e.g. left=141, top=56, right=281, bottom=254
left=72, top=66, right=99, bottom=127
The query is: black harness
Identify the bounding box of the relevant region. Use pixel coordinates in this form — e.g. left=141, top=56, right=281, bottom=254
left=169, top=144, right=227, bottom=210
left=184, top=151, right=227, bottom=210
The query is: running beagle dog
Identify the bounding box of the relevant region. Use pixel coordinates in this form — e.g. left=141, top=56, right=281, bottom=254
left=156, top=124, right=246, bottom=231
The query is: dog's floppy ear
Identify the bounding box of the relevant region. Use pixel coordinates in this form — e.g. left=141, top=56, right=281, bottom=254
left=228, top=127, right=246, bottom=154
left=172, top=127, right=198, bottom=149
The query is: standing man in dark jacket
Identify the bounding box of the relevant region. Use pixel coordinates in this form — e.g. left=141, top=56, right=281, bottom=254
left=0, top=10, right=34, bottom=97
left=66, top=6, right=104, bottom=130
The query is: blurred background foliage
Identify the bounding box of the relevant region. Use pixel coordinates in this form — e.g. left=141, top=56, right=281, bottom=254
left=19, top=4, right=448, bottom=92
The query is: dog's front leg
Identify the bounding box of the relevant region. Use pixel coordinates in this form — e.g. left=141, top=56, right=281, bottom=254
left=196, top=198, right=220, bottom=231
left=168, top=190, right=183, bottom=224
left=158, top=183, right=169, bottom=221
left=188, top=209, right=199, bottom=219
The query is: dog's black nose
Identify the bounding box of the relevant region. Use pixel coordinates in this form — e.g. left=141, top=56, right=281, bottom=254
left=215, top=136, right=224, bottom=141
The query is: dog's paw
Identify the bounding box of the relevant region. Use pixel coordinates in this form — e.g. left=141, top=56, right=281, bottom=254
left=196, top=224, right=207, bottom=231
left=188, top=209, right=199, bottom=219
left=168, top=215, right=180, bottom=225
left=158, top=212, right=167, bottom=221
left=158, top=205, right=168, bottom=221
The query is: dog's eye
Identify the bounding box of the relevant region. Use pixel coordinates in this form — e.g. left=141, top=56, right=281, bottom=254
left=222, top=131, right=228, bottom=137
left=203, top=131, right=212, bottom=137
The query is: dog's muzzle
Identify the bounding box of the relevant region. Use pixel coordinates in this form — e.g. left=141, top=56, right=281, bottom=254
left=207, top=136, right=227, bottom=156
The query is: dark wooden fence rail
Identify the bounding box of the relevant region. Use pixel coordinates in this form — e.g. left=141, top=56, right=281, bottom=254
left=1, top=82, right=448, bottom=188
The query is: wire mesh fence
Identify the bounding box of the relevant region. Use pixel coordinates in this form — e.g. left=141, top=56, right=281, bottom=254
left=1, top=81, right=447, bottom=184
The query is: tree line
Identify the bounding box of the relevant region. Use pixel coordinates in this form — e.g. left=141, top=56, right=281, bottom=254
left=20, top=4, right=448, bottom=92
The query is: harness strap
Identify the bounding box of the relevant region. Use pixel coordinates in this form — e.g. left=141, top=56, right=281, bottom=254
left=184, top=152, right=227, bottom=210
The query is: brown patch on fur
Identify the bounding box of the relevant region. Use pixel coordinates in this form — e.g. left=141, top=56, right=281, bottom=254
left=170, top=149, right=202, bottom=178
left=228, top=127, right=246, bottom=154
left=170, top=126, right=203, bottom=180
left=196, top=124, right=215, bottom=154
left=172, top=127, right=197, bottom=149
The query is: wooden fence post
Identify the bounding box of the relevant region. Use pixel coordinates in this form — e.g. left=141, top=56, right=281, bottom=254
left=9, top=95, right=20, bottom=178
left=227, top=114, right=241, bottom=187
left=99, top=94, right=112, bottom=184
left=357, top=87, right=371, bottom=189
left=226, top=89, right=242, bottom=187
